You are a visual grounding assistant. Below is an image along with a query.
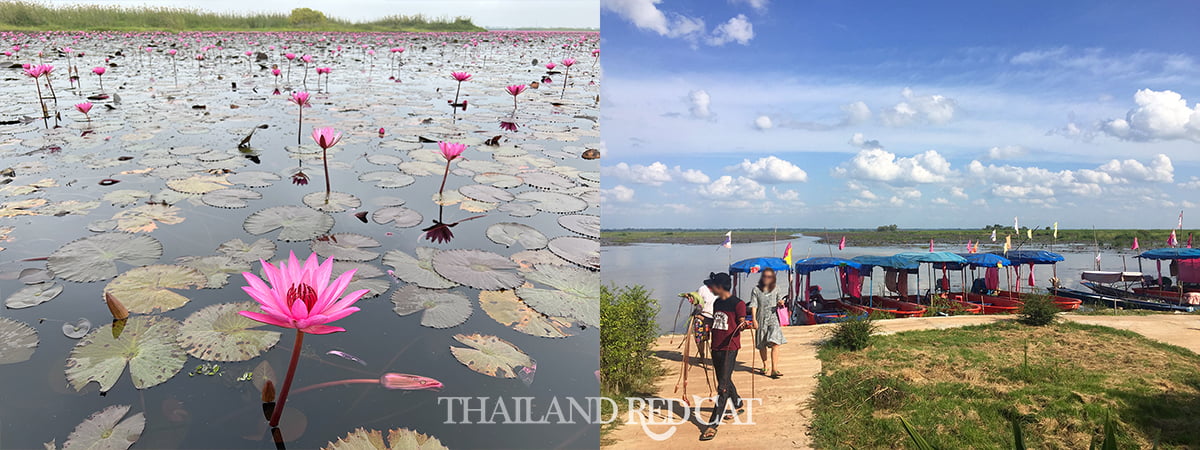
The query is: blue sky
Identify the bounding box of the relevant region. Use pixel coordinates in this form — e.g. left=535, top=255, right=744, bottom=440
left=599, top=0, right=1200, bottom=229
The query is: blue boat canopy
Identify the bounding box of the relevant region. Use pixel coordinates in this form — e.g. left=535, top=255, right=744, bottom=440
left=794, top=257, right=862, bottom=275
left=850, top=255, right=918, bottom=270
left=1136, top=248, right=1200, bottom=260
left=995, top=250, right=1064, bottom=265
left=933, top=253, right=1011, bottom=270
left=895, top=251, right=968, bottom=264
left=729, top=257, right=791, bottom=274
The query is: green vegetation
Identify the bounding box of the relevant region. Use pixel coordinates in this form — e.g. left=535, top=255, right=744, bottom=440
left=813, top=321, right=1200, bottom=448
left=0, top=2, right=484, bottom=32
left=825, top=315, right=877, bottom=351
left=600, top=284, right=662, bottom=401
left=600, top=227, right=1198, bottom=250
left=1017, top=293, right=1059, bottom=326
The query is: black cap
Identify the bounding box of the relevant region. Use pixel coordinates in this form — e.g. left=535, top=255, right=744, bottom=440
left=707, top=272, right=732, bottom=291
left=703, top=272, right=717, bottom=286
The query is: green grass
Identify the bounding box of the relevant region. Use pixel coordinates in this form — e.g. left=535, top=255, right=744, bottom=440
left=0, top=2, right=485, bottom=32
left=600, top=227, right=1197, bottom=250
left=812, top=321, right=1200, bottom=449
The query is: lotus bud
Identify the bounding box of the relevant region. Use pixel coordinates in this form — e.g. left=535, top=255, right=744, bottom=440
left=105, top=292, right=129, bottom=320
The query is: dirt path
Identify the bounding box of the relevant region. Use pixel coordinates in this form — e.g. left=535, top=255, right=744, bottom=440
left=601, top=314, right=1200, bottom=449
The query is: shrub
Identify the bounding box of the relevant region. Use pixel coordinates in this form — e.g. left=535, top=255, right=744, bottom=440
left=600, top=284, right=661, bottom=397
left=1017, top=293, right=1058, bottom=326
left=827, top=315, right=877, bottom=351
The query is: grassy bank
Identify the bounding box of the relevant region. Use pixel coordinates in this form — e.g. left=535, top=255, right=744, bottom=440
left=0, top=2, right=484, bottom=32
left=600, top=228, right=1197, bottom=250
left=599, top=285, right=663, bottom=438
left=812, top=321, right=1200, bottom=448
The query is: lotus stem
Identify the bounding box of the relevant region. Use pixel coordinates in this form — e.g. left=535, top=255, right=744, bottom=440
left=292, top=379, right=377, bottom=394
left=560, top=66, right=570, bottom=99
left=296, top=106, right=303, bottom=145
left=438, top=160, right=451, bottom=196
left=269, top=330, right=305, bottom=427
left=453, top=81, right=461, bottom=105
left=322, top=147, right=331, bottom=197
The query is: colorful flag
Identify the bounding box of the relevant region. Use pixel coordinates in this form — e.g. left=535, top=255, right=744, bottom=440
left=1168, top=230, right=1178, bottom=247
left=929, top=239, right=934, bottom=252
left=1179, top=210, right=1184, bottom=229
left=1004, top=235, right=1012, bottom=252
left=1014, top=216, right=1019, bottom=233
left=722, top=231, right=732, bottom=249
left=838, top=236, right=846, bottom=250
left=1052, top=222, right=1058, bottom=239
left=1189, top=233, right=1194, bottom=249
left=782, top=242, right=793, bottom=266
left=1028, top=264, right=1035, bottom=286
left=990, top=229, right=997, bottom=242
left=1132, top=237, right=1139, bottom=250
left=1026, top=228, right=1032, bottom=240
left=966, top=240, right=973, bottom=253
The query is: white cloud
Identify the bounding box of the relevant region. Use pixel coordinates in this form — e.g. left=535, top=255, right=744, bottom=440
left=1101, top=89, right=1200, bottom=141
left=949, top=186, right=968, bottom=199
left=698, top=176, right=766, bottom=199
left=880, top=88, right=958, bottom=126
left=602, top=185, right=636, bottom=203
left=985, top=145, right=1027, bottom=160
left=773, top=187, right=800, bottom=201
left=932, top=197, right=951, bottom=205
left=727, top=156, right=808, bottom=183
left=841, top=101, right=872, bottom=125
left=688, top=89, right=712, bottom=119
left=731, top=0, right=768, bottom=11
left=834, top=149, right=953, bottom=184
left=848, top=132, right=882, bottom=149
left=754, top=115, right=773, bottom=130
left=602, top=161, right=710, bottom=185
left=1096, top=154, right=1174, bottom=183
left=601, top=0, right=669, bottom=35
left=964, top=155, right=1174, bottom=200
left=707, top=14, right=755, bottom=46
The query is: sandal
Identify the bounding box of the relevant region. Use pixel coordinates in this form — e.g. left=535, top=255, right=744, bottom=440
left=752, top=368, right=766, bottom=375
left=770, top=371, right=784, bottom=379
left=700, top=427, right=717, bottom=441
left=722, top=407, right=745, bottom=422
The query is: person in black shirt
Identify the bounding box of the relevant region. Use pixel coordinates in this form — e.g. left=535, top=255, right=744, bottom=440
left=700, top=272, right=747, bottom=441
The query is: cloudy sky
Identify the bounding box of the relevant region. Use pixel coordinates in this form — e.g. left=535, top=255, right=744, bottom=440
left=599, top=0, right=1200, bottom=230
left=46, top=0, right=598, bottom=28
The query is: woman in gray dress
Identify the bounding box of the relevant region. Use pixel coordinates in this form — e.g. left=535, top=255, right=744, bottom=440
left=750, top=269, right=787, bottom=378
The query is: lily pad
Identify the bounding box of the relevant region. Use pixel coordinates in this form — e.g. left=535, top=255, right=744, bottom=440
left=303, top=191, right=361, bottom=213
left=201, top=188, right=261, bottom=209
left=227, top=171, right=281, bottom=188
left=48, top=233, right=164, bottom=283
left=323, top=428, right=449, bottom=450
left=311, top=234, right=381, bottom=262
left=66, top=316, right=187, bottom=393
left=112, top=204, right=185, bottom=233
left=548, top=236, right=600, bottom=270
left=0, top=316, right=37, bottom=364
left=216, top=238, right=276, bottom=262
left=459, top=184, right=515, bottom=203
left=166, top=175, right=230, bottom=194
left=244, top=206, right=334, bottom=242
left=558, top=214, right=600, bottom=238
left=510, top=249, right=571, bottom=270
left=62, top=318, right=92, bottom=339
left=5, top=282, right=63, bottom=309
left=331, top=262, right=390, bottom=300
left=60, top=404, right=144, bottom=450
left=432, top=249, right=523, bottom=290
left=372, top=206, right=422, bottom=228
left=103, top=265, right=206, bottom=313
left=479, top=290, right=573, bottom=338
left=474, top=173, right=523, bottom=188
left=382, top=248, right=458, bottom=289
left=391, top=285, right=472, bottom=329
left=179, top=301, right=281, bottom=362
left=486, top=223, right=548, bottom=250
left=517, top=264, right=600, bottom=327
left=177, top=255, right=251, bottom=288
left=515, top=191, right=588, bottom=214
left=521, top=171, right=575, bottom=190
left=359, top=171, right=415, bottom=189
left=449, top=333, right=533, bottom=379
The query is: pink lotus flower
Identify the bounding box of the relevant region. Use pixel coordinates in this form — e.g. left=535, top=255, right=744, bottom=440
left=23, top=65, right=43, bottom=78
left=238, top=251, right=367, bottom=335
left=500, top=121, right=518, bottom=132
left=289, top=91, right=311, bottom=107
left=285, top=53, right=296, bottom=60
left=562, top=58, right=576, bottom=67
left=301, top=54, right=313, bottom=63
left=378, top=127, right=385, bottom=137
left=506, top=84, right=527, bottom=97
left=545, top=62, right=556, bottom=70
left=450, top=71, right=472, bottom=82
left=92, top=66, right=105, bottom=75
left=272, top=68, right=281, bottom=76
left=75, top=102, right=93, bottom=115
left=438, top=141, right=466, bottom=161
left=166, top=49, right=177, bottom=56
left=291, top=171, right=309, bottom=185
left=311, top=127, right=342, bottom=150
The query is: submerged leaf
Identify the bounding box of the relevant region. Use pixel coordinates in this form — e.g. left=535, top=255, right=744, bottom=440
left=47, top=233, right=164, bottom=283
left=391, top=285, right=472, bottom=329
left=432, top=249, right=523, bottom=290
left=61, top=404, right=144, bottom=450
left=66, top=316, right=187, bottom=393
left=103, top=265, right=206, bottom=313
left=0, top=316, right=38, bottom=364
left=4, top=282, right=63, bottom=309
left=449, top=333, right=533, bottom=379
left=180, top=301, right=281, bottom=362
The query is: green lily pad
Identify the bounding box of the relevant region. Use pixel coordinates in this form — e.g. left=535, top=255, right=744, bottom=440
left=514, top=191, right=588, bottom=214
left=486, top=222, right=548, bottom=250
left=201, top=188, right=262, bottom=209
left=479, top=290, right=573, bottom=338
left=302, top=191, right=362, bottom=213
left=449, top=333, right=533, bottom=379
left=311, top=234, right=381, bottom=262
left=48, top=233, right=164, bottom=283
left=40, top=200, right=101, bottom=217
left=0, top=317, right=37, bottom=364
left=102, top=190, right=151, bottom=206
left=548, top=236, right=600, bottom=270
left=372, top=206, right=422, bottom=228
left=227, top=171, right=281, bottom=188
left=459, top=184, right=515, bottom=203
left=473, top=173, right=523, bottom=188
left=5, top=282, right=63, bottom=309
left=382, top=248, right=458, bottom=289
left=60, top=404, right=144, bottom=450
left=331, top=262, right=390, bottom=300
left=216, top=238, right=276, bottom=262
left=359, top=171, right=416, bottom=188
left=244, top=206, right=334, bottom=242
left=323, top=427, right=449, bottom=450
left=558, top=214, right=599, bottom=238
left=103, top=265, right=206, bottom=313
left=177, top=255, right=251, bottom=288
left=391, top=285, right=472, bottom=329
left=166, top=175, right=230, bottom=194
left=66, top=316, right=187, bottom=393
left=432, top=249, right=523, bottom=290
left=517, top=264, right=599, bottom=328
left=111, top=204, right=185, bottom=233
left=180, top=301, right=281, bottom=362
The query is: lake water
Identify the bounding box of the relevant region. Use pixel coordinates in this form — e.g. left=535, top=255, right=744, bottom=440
left=0, top=31, right=599, bottom=449
left=601, top=234, right=1148, bottom=334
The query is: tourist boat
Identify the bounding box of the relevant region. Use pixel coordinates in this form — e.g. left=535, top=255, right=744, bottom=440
left=791, top=257, right=879, bottom=323
left=1055, top=284, right=1194, bottom=312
